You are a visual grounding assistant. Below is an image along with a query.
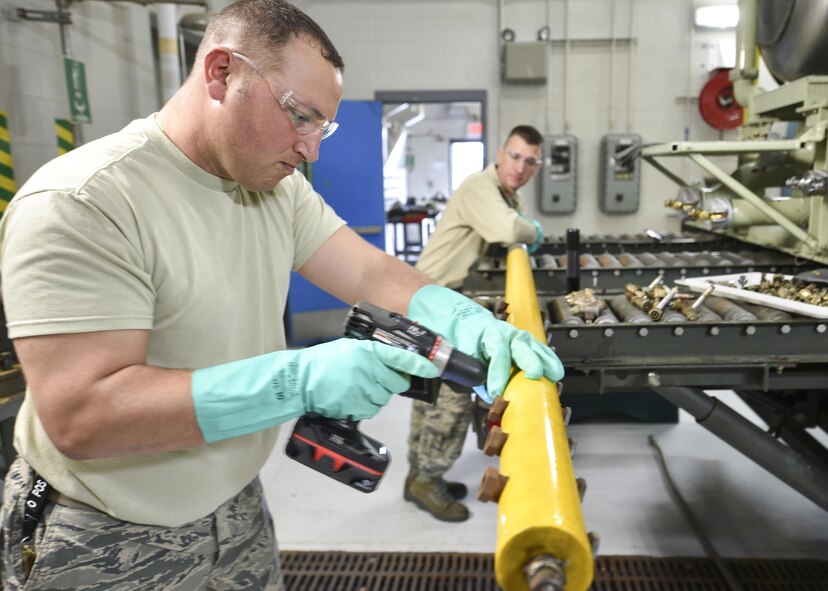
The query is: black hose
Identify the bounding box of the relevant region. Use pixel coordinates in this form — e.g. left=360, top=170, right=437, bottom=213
left=648, top=435, right=744, bottom=591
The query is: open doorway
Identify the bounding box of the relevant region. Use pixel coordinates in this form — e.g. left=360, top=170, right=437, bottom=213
left=375, top=90, right=487, bottom=262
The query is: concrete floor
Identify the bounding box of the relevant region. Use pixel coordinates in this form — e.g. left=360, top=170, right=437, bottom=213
left=262, top=390, right=828, bottom=559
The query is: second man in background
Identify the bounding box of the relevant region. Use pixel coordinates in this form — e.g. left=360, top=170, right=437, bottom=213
left=405, top=125, right=547, bottom=521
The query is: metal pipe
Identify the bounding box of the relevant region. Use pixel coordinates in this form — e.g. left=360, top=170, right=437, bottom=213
left=618, top=252, right=644, bottom=267
left=732, top=0, right=758, bottom=111
left=690, top=284, right=715, bottom=311
left=526, top=555, right=566, bottom=591
left=597, top=252, right=622, bottom=268
left=495, top=245, right=593, bottom=591
left=537, top=254, right=559, bottom=270
left=703, top=295, right=758, bottom=323
left=738, top=302, right=793, bottom=321
left=563, top=0, right=570, bottom=133
left=626, top=0, right=635, bottom=133
left=609, top=294, right=652, bottom=324
left=635, top=252, right=662, bottom=267
left=659, top=308, right=686, bottom=324
left=56, top=0, right=83, bottom=147
left=593, top=305, right=619, bottom=325
left=695, top=305, right=722, bottom=322
left=550, top=297, right=585, bottom=325
left=654, top=251, right=681, bottom=267
left=579, top=254, right=600, bottom=269
left=93, top=0, right=207, bottom=5
left=649, top=382, right=828, bottom=512
left=157, top=3, right=182, bottom=102
left=607, top=0, right=615, bottom=133
left=689, top=153, right=818, bottom=248
left=728, top=197, right=811, bottom=228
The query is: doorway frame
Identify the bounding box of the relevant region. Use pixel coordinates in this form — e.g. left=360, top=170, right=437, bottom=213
left=374, top=90, right=488, bottom=165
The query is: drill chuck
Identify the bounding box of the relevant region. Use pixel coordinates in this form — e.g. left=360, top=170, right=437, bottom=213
left=441, top=345, right=486, bottom=387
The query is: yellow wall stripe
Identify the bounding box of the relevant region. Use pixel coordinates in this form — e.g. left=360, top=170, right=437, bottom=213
left=0, top=175, right=16, bottom=194
left=56, top=118, right=75, bottom=155
left=0, top=110, right=16, bottom=212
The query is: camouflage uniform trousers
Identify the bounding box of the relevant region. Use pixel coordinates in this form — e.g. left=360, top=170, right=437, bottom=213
left=0, top=457, right=284, bottom=591
left=407, top=380, right=473, bottom=479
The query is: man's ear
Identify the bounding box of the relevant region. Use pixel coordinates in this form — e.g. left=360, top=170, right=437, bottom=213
left=203, top=48, right=233, bottom=101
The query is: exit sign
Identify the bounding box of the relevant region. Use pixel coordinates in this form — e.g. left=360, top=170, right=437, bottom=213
left=63, top=56, right=92, bottom=124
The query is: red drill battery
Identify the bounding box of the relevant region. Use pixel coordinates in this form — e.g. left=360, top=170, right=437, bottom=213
left=285, top=301, right=486, bottom=492
left=285, top=414, right=391, bottom=493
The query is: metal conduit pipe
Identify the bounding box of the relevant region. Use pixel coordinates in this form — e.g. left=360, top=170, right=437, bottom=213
left=649, top=381, right=828, bottom=512
left=732, top=0, right=758, bottom=112
left=494, top=245, right=593, bottom=591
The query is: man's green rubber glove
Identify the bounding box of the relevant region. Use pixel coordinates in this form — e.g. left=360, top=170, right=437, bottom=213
left=192, top=339, right=440, bottom=443
left=407, top=285, right=564, bottom=398
left=528, top=219, right=544, bottom=254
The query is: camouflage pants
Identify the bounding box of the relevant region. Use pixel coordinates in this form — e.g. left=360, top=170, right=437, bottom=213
left=0, top=457, right=284, bottom=590
left=407, top=381, right=473, bottom=479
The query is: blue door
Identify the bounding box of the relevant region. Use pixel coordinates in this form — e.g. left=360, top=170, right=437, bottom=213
left=286, top=100, right=385, bottom=345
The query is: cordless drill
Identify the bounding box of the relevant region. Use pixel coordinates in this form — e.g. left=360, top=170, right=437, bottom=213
left=285, top=301, right=486, bottom=493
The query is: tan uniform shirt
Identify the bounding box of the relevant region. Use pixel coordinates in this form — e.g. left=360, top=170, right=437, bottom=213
left=416, top=163, right=537, bottom=287
left=0, top=115, right=345, bottom=526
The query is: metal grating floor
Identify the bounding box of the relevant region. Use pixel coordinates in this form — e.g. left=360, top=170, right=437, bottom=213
left=281, top=552, right=828, bottom=591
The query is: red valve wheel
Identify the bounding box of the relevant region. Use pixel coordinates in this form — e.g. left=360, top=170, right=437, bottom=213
left=699, top=67, right=743, bottom=131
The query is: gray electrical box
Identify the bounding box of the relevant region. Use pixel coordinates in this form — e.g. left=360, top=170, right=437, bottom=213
left=502, top=42, right=548, bottom=83
left=539, top=135, right=577, bottom=214
left=599, top=133, right=641, bottom=214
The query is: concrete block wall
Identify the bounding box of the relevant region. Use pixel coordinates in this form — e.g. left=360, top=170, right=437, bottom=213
left=2, top=0, right=745, bottom=237
left=0, top=0, right=160, bottom=184
left=263, top=0, right=742, bottom=236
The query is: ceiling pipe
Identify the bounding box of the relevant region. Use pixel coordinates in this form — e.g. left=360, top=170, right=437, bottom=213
left=731, top=0, right=758, bottom=113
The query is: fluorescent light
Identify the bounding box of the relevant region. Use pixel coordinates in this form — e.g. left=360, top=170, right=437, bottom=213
left=695, top=5, right=740, bottom=29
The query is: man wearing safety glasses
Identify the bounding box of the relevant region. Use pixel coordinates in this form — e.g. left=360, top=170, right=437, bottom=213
left=407, top=126, right=546, bottom=522
left=0, top=1, right=562, bottom=589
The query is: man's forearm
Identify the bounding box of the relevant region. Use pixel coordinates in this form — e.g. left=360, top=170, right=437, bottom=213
left=299, top=227, right=435, bottom=315
left=33, top=363, right=203, bottom=460
left=14, top=330, right=206, bottom=460
left=352, top=249, right=434, bottom=314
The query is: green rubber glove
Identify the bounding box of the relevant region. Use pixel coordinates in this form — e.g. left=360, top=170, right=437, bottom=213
left=407, top=285, right=564, bottom=397
left=192, top=339, right=440, bottom=443
left=528, top=219, right=544, bottom=254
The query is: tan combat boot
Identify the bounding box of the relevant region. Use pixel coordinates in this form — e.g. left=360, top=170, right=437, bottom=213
left=404, top=471, right=468, bottom=500
left=405, top=475, right=470, bottom=522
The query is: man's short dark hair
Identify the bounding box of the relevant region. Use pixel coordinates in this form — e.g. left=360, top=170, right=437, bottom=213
left=198, top=0, right=344, bottom=71
left=506, top=125, right=543, bottom=147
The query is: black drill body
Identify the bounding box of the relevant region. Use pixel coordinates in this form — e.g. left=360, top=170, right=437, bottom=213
left=285, top=301, right=486, bottom=492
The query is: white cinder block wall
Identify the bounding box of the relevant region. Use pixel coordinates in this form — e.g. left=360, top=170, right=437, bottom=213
left=2, top=0, right=742, bottom=237
left=0, top=0, right=159, bottom=183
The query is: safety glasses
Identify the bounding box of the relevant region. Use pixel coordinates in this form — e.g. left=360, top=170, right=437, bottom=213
left=505, top=149, right=542, bottom=168
left=231, top=50, right=339, bottom=140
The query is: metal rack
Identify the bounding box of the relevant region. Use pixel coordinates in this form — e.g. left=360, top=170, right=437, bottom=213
left=464, top=232, right=817, bottom=296
left=461, top=232, right=828, bottom=512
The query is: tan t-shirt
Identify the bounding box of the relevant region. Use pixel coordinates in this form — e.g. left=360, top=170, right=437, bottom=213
left=415, top=163, right=537, bottom=287
left=0, top=115, right=345, bottom=526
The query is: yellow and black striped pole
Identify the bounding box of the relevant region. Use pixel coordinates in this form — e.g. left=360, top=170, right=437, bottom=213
left=0, top=110, right=17, bottom=214
left=56, top=118, right=75, bottom=155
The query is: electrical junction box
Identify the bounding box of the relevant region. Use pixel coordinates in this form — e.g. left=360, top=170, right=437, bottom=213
left=502, top=42, right=548, bottom=83
left=599, top=133, right=642, bottom=214
left=538, top=135, right=578, bottom=214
